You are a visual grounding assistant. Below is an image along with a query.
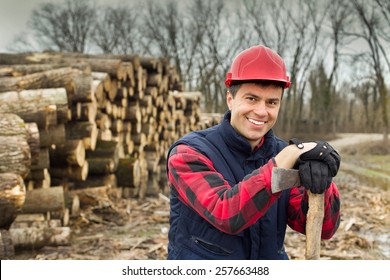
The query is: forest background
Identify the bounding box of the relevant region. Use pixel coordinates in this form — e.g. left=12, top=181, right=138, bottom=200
left=1, top=0, right=389, bottom=141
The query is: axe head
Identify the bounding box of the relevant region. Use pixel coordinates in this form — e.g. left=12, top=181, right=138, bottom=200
left=271, top=167, right=301, bottom=193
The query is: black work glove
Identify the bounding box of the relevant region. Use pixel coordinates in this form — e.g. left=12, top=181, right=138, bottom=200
left=289, top=138, right=341, bottom=194
left=298, top=160, right=333, bottom=194
left=290, top=138, right=341, bottom=176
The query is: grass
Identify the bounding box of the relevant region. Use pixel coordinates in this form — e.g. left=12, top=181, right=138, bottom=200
left=340, top=155, right=390, bottom=190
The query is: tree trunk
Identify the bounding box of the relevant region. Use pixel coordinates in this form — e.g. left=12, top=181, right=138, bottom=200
left=25, top=122, right=40, bottom=166
left=0, top=136, right=31, bottom=178
left=0, top=63, right=83, bottom=77
left=49, top=140, right=85, bottom=167
left=9, top=226, right=71, bottom=249
left=0, top=173, right=26, bottom=229
left=0, top=88, right=69, bottom=126
left=0, top=67, right=81, bottom=92
left=50, top=161, right=89, bottom=181
left=21, top=186, right=65, bottom=214
left=39, top=124, right=67, bottom=147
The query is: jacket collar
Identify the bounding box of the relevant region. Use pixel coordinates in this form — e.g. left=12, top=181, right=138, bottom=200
left=218, top=110, right=276, bottom=158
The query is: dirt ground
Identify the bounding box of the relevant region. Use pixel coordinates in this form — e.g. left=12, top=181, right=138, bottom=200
left=12, top=133, right=390, bottom=260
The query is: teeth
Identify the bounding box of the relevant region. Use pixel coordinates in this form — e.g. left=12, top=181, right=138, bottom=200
left=248, top=118, right=265, bottom=125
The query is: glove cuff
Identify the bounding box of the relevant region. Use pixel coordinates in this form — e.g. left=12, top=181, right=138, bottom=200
left=289, top=138, right=305, bottom=149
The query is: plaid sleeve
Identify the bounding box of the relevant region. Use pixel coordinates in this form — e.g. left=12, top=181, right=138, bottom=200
left=167, top=144, right=282, bottom=235
left=287, top=183, right=341, bottom=240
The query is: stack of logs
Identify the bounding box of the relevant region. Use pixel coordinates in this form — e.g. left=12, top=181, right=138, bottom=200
left=0, top=52, right=222, bottom=256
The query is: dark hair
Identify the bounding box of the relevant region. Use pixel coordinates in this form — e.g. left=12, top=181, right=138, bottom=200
left=228, top=80, right=286, bottom=97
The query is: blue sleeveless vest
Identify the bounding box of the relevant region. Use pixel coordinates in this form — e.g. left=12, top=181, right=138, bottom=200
left=167, top=112, right=290, bottom=259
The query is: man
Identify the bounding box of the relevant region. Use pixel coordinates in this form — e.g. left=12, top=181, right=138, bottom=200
left=166, top=45, right=341, bottom=260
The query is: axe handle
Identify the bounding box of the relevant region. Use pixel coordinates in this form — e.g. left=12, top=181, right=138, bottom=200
left=305, top=191, right=324, bottom=260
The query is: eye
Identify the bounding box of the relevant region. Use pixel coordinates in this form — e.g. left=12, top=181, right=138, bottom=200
left=268, top=100, right=279, bottom=106
left=246, top=96, right=256, bottom=102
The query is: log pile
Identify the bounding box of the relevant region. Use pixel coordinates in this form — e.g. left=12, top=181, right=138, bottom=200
left=0, top=53, right=222, bottom=204
left=0, top=51, right=223, bottom=254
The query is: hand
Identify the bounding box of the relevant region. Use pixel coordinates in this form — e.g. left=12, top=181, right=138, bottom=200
left=298, top=160, right=332, bottom=194
left=290, top=138, right=341, bottom=176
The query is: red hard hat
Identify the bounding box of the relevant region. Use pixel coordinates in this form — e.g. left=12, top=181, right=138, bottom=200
left=225, top=45, right=291, bottom=89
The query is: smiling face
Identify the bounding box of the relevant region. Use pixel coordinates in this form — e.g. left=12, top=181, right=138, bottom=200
left=226, top=83, right=283, bottom=150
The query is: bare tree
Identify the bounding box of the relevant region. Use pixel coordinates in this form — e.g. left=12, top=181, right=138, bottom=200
left=92, top=5, right=141, bottom=54
left=141, top=1, right=184, bottom=71
left=191, top=0, right=229, bottom=112
left=309, top=0, right=354, bottom=135
left=346, top=0, right=389, bottom=142
left=92, top=7, right=121, bottom=54
left=278, top=0, right=330, bottom=137
left=29, top=0, right=96, bottom=53
left=242, top=0, right=290, bottom=55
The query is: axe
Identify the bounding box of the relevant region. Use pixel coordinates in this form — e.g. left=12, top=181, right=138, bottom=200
left=272, top=167, right=324, bottom=260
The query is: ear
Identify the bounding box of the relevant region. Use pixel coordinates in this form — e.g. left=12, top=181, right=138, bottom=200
left=226, top=91, right=233, bottom=110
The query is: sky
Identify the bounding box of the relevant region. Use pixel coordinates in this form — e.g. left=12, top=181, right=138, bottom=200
left=0, top=0, right=64, bottom=52
left=0, top=0, right=202, bottom=52
left=0, top=0, right=140, bottom=52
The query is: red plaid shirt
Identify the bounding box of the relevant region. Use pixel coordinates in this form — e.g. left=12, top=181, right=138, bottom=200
left=167, top=144, right=340, bottom=239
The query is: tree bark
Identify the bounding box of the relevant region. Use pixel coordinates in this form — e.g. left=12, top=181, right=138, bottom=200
left=0, top=135, right=31, bottom=178
left=0, top=88, right=69, bottom=126
left=49, top=140, right=85, bottom=167
left=21, top=186, right=65, bottom=214
left=0, top=67, right=81, bottom=92
left=0, top=173, right=26, bottom=229
left=25, top=122, right=40, bottom=165
left=9, top=226, right=71, bottom=249
left=50, top=161, right=89, bottom=181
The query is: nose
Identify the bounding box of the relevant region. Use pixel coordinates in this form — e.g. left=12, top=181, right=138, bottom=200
left=253, top=101, right=267, bottom=117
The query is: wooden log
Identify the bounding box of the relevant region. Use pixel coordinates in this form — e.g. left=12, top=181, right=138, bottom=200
left=11, top=214, right=62, bottom=228
left=26, top=168, right=51, bottom=190
left=86, top=140, right=119, bottom=159
left=49, top=140, right=85, bottom=167
left=0, top=88, right=69, bottom=125
left=91, top=80, right=105, bottom=108
left=39, top=124, right=66, bottom=147
left=76, top=101, right=97, bottom=123
left=0, top=62, right=91, bottom=77
left=0, top=67, right=81, bottom=92
left=13, top=213, right=45, bottom=223
left=67, top=72, right=94, bottom=103
left=95, top=112, right=111, bottom=130
left=0, top=115, right=39, bottom=172
left=0, top=229, right=15, bottom=259
left=25, top=122, right=40, bottom=165
left=107, top=78, right=119, bottom=101
left=0, top=113, right=27, bottom=137
left=9, top=226, right=71, bottom=249
left=116, top=157, right=140, bottom=188
left=0, top=135, right=31, bottom=178
left=88, top=158, right=117, bottom=174
left=50, top=161, right=89, bottom=181
left=70, top=186, right=112, bottom=208
left=0, top=173, right=26, bottom=229
left=137, top=157, right=149, bottom=199
left=21, top=186, right=65, bottom=214
left=65, top=121, right=98, bottom=151
left=26, top=167, right=49, bottom=182
left=147, top=73, right=162, bottom=87
left=65, top=120, right=97, bottom=140
left=91, top=72, right=111, bottom=92
left=140, top=57, right=163, bottom=73
left=123, top=62, right=135, bottom=87
left=30, top=148, right=50, bottom=171
left=71, top=58, right=125, bottom=79
left=86, top=140, right=120, bottom=173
